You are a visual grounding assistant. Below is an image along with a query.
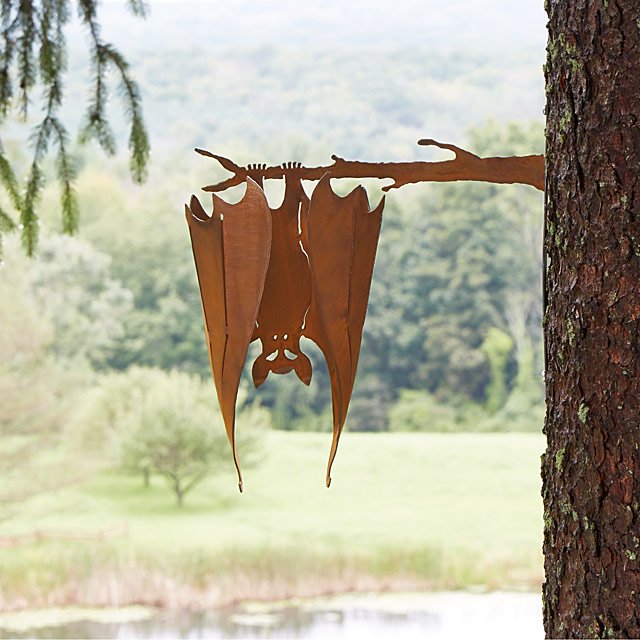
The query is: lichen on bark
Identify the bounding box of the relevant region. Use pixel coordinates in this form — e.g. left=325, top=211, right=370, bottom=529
left=542, top=0, right=640, bottom=637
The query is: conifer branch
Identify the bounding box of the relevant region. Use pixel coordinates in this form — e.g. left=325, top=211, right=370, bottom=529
left=0, top=204, right=15, bottom=232
left=50, top=116, right=78, bottom=234
left=78, top=5, right=116, bottom=154
left=0, top=140, right=22, bottom=209
left=22, top=104, right=53, bottom=255
left=0, top=136, right=19, bottom=255
left=0, top=0, right=149, bottom=255
left=0, top=203, right=15, bottom=257
left=16, top=0, right=36, bottom=118
left=0, top=0, right=16, bottom=118
left=102, top=43, right=149, bottom=182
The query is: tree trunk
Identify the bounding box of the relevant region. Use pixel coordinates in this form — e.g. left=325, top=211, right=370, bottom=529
left=542, top=0, right=640, bottom=637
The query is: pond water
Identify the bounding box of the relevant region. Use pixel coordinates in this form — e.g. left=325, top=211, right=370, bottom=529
left=0, top=591, right=543, bottom=639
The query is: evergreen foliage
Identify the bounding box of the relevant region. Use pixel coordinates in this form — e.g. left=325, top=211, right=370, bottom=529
left=0, top=0, right=149, bottom=256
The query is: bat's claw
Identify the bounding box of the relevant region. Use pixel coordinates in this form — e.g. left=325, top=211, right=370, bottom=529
left=281, top=161, right=303, bottom=170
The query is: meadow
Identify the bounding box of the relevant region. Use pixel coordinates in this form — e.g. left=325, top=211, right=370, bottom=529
left=0, top=431, right=545, bottom=611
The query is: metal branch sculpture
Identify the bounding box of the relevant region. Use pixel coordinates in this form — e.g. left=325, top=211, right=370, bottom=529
left=197, top=138, right=544, bottom=193
left=185, top=137, right=544, bottom=490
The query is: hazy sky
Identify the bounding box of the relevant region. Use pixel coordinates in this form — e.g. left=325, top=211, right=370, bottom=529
left=79, top=0, right=547, bottom=53
left=53, top=1, right=547, bottom=161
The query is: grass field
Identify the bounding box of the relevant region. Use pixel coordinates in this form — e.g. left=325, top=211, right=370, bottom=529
left=0, top=431, right=545, bottom=611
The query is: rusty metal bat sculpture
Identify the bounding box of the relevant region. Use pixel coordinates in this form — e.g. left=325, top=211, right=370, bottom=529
left=186, top=172, right=383, bottom=491
left=186, top=138, right=544, bottom=490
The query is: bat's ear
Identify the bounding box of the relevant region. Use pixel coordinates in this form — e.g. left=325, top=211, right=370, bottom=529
left=245, top=176, right=267, bottom=197
left=185, top=194, right=212, bottom=223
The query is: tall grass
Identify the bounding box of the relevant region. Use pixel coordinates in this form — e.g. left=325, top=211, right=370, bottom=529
left=0, top=540, right=542, bottom=611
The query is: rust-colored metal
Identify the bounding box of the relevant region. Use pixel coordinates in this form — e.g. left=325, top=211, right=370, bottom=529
left=197, top=139, right=544, bottom=193
left=303, top=176, right=383, bottom=486
left=186, top=136, right=544, bottom=489
left=185, top=178, right=271, bottom=492
left=251, top=176, right=312, bottom=388
left=187, top=174, right=383, bottom=488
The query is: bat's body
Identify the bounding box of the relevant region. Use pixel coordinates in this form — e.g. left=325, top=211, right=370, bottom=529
left=251, top=177, right=312, bottom=388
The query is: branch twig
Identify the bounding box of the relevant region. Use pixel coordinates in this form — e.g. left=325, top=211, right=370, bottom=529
left=198, top=139, right=545, bottom=193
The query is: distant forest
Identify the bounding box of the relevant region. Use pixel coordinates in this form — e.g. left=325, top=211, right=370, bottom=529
left=1, top=26, right=546, bottom=433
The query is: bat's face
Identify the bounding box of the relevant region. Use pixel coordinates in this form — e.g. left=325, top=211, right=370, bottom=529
left=252, top=331, right=313, bottom=387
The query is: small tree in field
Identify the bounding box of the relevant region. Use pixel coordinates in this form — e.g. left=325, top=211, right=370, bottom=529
left=121, top=370, right=268, bottom=506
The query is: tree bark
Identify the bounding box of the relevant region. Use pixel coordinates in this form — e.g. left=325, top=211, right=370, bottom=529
left=542, top=0, right=640, bottom=637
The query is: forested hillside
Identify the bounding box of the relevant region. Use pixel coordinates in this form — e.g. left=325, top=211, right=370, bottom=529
left=1, top=2, right=546, bottom=462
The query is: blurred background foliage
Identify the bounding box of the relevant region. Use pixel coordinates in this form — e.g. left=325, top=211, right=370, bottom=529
left=1, top=125, right=544, bottom=424
left=0, top=120, right=544, bottom=513
left=0, top=2, right=546, bottom=608
left=0, top=19, right=546, bottom=504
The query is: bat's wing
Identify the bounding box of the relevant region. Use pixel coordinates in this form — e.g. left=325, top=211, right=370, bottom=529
left=304, top=175, right=384, bottom=486
left=185, top=178, right=271, bottom=491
